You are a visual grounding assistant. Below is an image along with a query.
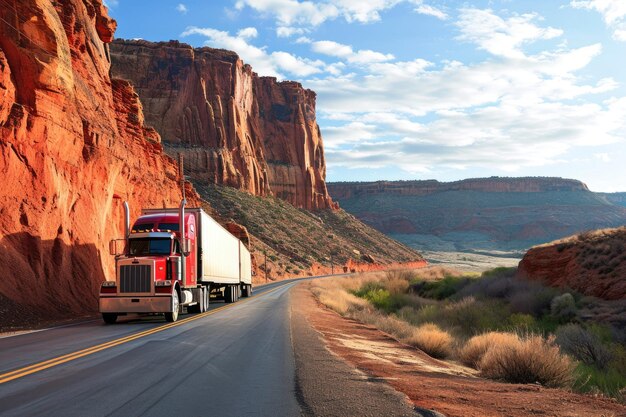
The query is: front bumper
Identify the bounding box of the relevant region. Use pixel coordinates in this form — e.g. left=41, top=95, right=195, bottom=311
left=99, top=295, right=173, bottom=314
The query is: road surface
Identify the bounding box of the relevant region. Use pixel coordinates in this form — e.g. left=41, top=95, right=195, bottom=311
left=0, top=277, right=425, bottom=417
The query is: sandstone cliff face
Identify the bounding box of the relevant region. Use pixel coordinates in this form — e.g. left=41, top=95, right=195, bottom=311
left=517, top=228, right=626, bottom=300
left=0, top=0, right=198, bottom=317
left=110, top=40, right=336, bottom=210
left=328, top=177, right=590, bottom=199
left=255, top=77, right=335, bottom=210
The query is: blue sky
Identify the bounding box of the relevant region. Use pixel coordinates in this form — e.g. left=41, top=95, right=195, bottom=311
left=106, top=0, right=626, bottom=192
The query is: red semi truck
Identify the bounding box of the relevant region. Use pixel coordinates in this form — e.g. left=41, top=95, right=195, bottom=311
left=99, top=200, right=252, bottom=323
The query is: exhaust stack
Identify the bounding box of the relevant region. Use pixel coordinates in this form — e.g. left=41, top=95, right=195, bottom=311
left=123, top=201, right=130, bottom=239
left=179, top=199, right=187, bottom=283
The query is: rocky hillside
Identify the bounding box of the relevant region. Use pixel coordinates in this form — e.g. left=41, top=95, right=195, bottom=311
left=328, top=178, right=626, bottom=254
left=517, top=227, right=626, bottom=300
left=110, top=40, right=336, bottom=211
left=0, top=0, right=200, bottom=318
left=196, top=184, right=424, bottom=281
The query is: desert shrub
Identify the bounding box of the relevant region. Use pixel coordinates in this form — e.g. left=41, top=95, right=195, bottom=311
left=312, top=286, right=371, bottom=316
left=459, top=332, right=520, bottom=368
left=550, top=293, right=577, bottom=322
left=412, top=275, right=471, bottom=300
left=555, top=324, right=612, bottom=369
left=508, top=284, right=558, bottom=317
left=398, top=304, right=440, bottom=326
left=406, top=323, right=454, bottom=359
left=574, top=363, right=626, bottom=403
left=508, top=313, right=537, bottom=331
left=441, top=298, right=511, bottom=337
left=479, top=334, right=575, bottom=388
left=360, top=288, right=392, bottom=311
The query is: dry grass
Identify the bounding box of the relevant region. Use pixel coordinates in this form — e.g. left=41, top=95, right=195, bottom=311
left=406, top=323, right=454, bottom=359
left=479, top=334, right=575, bottom=387
left=460, top=332, right=520, bottom=368
left=311, top=273, right=575, bottom=389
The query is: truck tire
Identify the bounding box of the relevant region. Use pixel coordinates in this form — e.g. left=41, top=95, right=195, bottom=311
left=224, top=285, right=233, bottom=303
left=188, top=287, right=204, bottom=314
left=242, top=284, right=252, bottom=297
left=102, top=313, right=117, bottom=324
left=203, top=286, right=210, bottom=311
left=165, top=291, right=179, bottom=322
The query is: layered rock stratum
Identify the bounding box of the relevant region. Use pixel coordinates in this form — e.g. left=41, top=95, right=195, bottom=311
left=517, top=227, right=626, bottom=300
left=110, top=40, right=336, bottom=210
left=328, top=178, right=626, bottom=253
left=0, top=0, right=199, bottom=317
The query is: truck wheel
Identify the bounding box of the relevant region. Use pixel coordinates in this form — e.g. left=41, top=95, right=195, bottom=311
left=102, top=313, right=117, bottom=324
left=224, top=285, right=233, bottom=303
left=203, top=286, right=210, bottom=311
left=242, top=284, right=252, bottom=297
left=165, top=291, right=179, bottom=322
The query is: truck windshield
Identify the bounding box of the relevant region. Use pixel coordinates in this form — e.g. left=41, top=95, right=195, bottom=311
left=128, top=238, right=172, bottom=256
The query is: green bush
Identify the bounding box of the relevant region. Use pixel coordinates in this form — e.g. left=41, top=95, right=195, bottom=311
left=574, top=363, right=626, bottom=402
left=412, top=275, right=471, bottom=300
left=550, top=293, right=577, bottom=322
left=555, top=324, right=612, bottom=369
left=508, top=313, right=537, bottom=331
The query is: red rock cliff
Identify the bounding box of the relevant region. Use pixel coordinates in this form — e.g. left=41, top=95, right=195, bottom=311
left=0, top=0, right=199, bottom=317
left=110, top=39, right=336, bottom=210
left=517, top=228, right=626, bottom=300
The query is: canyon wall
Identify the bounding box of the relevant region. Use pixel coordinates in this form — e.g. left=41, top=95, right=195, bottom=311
left=110, top=40, right=336, bottom=210
left=329, top=178, right=626, bottom=253
left=0, top=0, right=198, bottom=317
left=328, top=177, right=590, bottom=199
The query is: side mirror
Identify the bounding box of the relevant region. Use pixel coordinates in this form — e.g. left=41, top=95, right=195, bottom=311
left=182, top=238, right=192, bottom=257
left=109, top=239, right=125, bottom=256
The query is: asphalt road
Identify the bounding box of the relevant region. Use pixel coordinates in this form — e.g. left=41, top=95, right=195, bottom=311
left=0, top=278, right=306, bottom=417
left=0, top=276, right=426, bottom=417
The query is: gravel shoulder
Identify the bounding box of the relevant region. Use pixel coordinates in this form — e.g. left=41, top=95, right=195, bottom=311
left=291, top=284, right=439, bottom=417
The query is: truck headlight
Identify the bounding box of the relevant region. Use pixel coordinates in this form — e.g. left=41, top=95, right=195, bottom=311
left=155, top=280, right=172, bottom=287
left=101, top=281, right=116, bottom=287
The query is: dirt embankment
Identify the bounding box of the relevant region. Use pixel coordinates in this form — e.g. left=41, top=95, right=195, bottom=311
left=294, top=283, right=625, bottom=417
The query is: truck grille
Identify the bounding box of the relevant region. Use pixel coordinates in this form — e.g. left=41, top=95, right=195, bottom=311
left=119, top=265, right=152, bottom=293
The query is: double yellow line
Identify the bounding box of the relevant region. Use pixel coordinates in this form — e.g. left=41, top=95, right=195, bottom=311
left=0, top=283, right=287, bottom=385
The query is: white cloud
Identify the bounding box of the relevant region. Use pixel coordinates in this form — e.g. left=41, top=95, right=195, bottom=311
left=235, top=0, right=447, bottom=36
left=455, top=9, right=563, bottom=58
left=311, top=40, right=394, bottom=64
left=276, top=26, right=306, bottom=37
left=237, top=27, right=258, bottom=39
left=413, top=4, right=447, bottom=20
left=176, top=3, right=188, bottom=14
left=571, top=0, right=626, bottom=41
left=181, top=26, right=323, bottom=78
left=307, top=9, right=624, bottom=176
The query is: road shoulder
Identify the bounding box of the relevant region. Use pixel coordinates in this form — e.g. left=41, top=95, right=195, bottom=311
left=290, top=283, right=440, bottom=417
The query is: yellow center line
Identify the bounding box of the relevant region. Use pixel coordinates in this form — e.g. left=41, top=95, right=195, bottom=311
left=0, top=282, right=289, bottom=385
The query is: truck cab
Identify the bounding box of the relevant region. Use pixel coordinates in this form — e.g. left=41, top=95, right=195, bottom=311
left=99, top=201, right=252, bottom=324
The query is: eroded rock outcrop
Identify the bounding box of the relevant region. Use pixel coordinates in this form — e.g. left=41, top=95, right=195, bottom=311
left=517, top=228, right=626, bottom=300
left=110, top=39, right=337, bottom=210
left=0, top=0, right=199, bottom=317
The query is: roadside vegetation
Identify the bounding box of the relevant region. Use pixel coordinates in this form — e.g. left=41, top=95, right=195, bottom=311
left=311, top=267, right=626, bottom=402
